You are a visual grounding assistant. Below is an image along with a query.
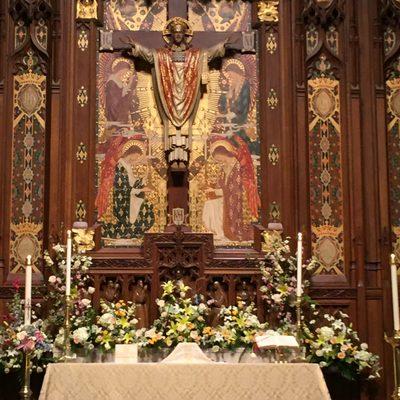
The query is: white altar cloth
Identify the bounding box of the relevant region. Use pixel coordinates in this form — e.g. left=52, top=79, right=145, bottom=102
left=39, top=362, right=331, bottom=400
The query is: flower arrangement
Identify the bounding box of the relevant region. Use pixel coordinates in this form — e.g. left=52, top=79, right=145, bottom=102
left=141, top=281, right=209, bottom=349
left=259, top=232, right=317, bottom=330
left=0, top=286, right=52, bottom=374
left=94, top=300, right=139, bottom=351
left=44, top=244, right=96, bottom=353
left=202, top=302, right=265, bottom=352
left=303, top=311, right=380, bottom=381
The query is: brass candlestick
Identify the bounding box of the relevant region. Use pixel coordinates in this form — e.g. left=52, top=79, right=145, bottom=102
left=60, top=294, right=75, bottom=362
left=296, top=295, right=302, bottom=342
left=385, top=331, right=400, bottom=399
left=295, top=295, right=306, bottom=362
left=19, top=351, right=32, bottom=400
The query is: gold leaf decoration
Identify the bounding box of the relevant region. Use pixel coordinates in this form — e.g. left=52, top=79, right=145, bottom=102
left=267, top=88, right=278, bottom=110
left=258, top=0, right=279, bottom=23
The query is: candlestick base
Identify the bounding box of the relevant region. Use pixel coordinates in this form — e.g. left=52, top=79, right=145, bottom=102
left=293, top=295, right=306, bottom=362
left=19, top=352, right=32, bottom=400
left=385, top=331, right=400, bottom=399
left=60, top=294, right=76, bottom=363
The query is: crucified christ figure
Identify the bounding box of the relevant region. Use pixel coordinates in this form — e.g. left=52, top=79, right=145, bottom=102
left=123, top=17, right=236, bottom=167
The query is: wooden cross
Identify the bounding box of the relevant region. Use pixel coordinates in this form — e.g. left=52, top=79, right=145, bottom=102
left=100, top=1, right=256, bottom=53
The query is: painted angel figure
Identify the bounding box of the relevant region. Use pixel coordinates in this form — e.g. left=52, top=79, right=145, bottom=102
left=202, top=136, right=260, bottom=243
left=96, top=136, right=155, bottom=240
left=122, top=17, right=235, bottom=166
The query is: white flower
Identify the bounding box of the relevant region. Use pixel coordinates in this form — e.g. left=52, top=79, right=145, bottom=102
left=319, top=361, right=327, bottom=367
left=88, top=287, right=95, bottom=294
left=198, top=303, right=207, bottom=312
left=16, top=331, right=27, bottom=341
left=99, top=313, right=116, bottom=326
left=319, top=326, right=334, bottom=341
left=81, top=298, right=91, bottom=307
left=48, top=276, right=57, bottom=284
left=361, top=343, right=368, bottom=351
left=156, top=299, right=165, bottom=308
left=316, top=350, right=324, bottom=357
left=354, top=350, right=371, bottom=362
left=271, top=293, right=282, bottom=303
left=190, top=331, right=199, bottom=340
left=72, top=327, right=89, bottom=345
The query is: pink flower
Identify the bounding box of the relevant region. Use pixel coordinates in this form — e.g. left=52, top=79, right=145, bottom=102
left=12, top=279, right=21, bottom=291
left=17, top=338, right=35, bottom=352
left=35, top=331, right=45, bottom=342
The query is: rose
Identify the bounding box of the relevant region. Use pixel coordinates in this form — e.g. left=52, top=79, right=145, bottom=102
left=72, top=327, right=90, bottom=345
left=16, top=331, right=27, bottom=341
left=48, top=276, right=57, bottom=284
left=88, top=287, right=95, bottom=294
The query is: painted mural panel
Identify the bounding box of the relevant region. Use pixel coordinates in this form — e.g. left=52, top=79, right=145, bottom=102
left=10, top=68, right=46, bottom=274
left=189, top=54, right=260, bottom=247
left=104, top=0, right=167, bottom=31
left=188, top=0, right=251, bottom=31
left=308, top=76, right=344, bottom=275
left=96, top=52, right=167, bottom=247
left=387, top=77, right=400, bottom=259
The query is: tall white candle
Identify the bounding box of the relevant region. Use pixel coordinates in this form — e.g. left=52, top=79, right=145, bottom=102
left=296, top=233, right=303, bottom=297
left=391, top=253, right=400, bottom=332
left=66, top=230, right=72, bottom=296
left=24, top=255, right=32, bottom=325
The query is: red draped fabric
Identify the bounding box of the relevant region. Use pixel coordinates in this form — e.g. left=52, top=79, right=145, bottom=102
left=156, top=48, right=201, bottom=127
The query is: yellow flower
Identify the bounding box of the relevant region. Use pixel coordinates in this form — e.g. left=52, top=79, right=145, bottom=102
left=203, top=327, right=212, bottom=335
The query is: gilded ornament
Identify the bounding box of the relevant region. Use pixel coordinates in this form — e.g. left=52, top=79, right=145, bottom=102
left=266, top=33, right=277, bottom=54
left=77, top=86, right=88, bottom=107
left=258, top=0, right=279, bottom=23
left=76, top=0, right=98, bottom=20
left=268, top=145, right=279, bottom=165
left=261, top=230, right=282, bottom=253
left=72, top=228, right=95, bottom=252
left=267, top=88, right=278, bottom=109
left=78, top=30, right=89, bottom=51
left=76, top=142, right=88, bottom=163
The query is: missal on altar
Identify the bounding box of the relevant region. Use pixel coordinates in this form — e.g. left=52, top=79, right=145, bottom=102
left=256, top=333, right=299, bottom=349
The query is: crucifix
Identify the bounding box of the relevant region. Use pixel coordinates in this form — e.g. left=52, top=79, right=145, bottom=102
left=99, top=0, right=255, bottom=217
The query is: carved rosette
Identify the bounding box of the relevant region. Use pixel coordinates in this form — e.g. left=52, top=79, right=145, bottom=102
left=7, top=0, right=52, bottom=276
left=303, top=0, right=345, bottom=276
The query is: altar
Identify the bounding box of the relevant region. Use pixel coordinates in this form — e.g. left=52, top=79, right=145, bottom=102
left=39, top=363, right=331, bottom=400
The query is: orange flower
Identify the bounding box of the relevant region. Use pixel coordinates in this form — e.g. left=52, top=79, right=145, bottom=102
left=337, top=352, right=346, bottom=359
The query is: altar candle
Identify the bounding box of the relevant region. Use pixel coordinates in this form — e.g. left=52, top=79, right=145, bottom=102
left=66, top=230, right=72, bottom=296
left=24, top=255, right=32, bottom=325
left=296, top=233, right=303, bottom=297
left=391, top=253, right=400, bottom=332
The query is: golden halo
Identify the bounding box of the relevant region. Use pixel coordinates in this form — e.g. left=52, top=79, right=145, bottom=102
left=121, top=140, right=146, bottom=156
left=162, top=17, right=193, bottom=45
left=111, top=57, right=135, bottom=73
left=210, top=140, right=236, bottom=156
left=222, top=59, right=246, bottom=78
